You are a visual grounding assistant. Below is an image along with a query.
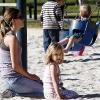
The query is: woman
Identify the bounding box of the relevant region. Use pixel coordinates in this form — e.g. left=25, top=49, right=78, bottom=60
left=0, top=7, right=43, bottom=98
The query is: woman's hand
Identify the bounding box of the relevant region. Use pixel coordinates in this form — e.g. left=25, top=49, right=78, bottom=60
left=56, top=95, right=68, bottom=100
left=29, top=74, right=40, bottom=80
left=56, top=95, right=62, bottom=100
left=56, top=95, right=65, bottom=100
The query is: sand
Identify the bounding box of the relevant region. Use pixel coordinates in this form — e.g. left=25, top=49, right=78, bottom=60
left=1, top=28, right=100, bottom=100
left=27, top=28, right=100, bottom=100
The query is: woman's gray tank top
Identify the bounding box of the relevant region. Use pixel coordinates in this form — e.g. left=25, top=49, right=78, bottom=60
left=0, top=31, right=22, bottom=78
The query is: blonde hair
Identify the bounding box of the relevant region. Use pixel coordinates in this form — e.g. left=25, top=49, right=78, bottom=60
left=45, top=43, right=64, bottom=64
left=79, top=4, right=91, bottom=18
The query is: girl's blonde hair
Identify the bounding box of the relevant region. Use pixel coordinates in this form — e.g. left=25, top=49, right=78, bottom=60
left=79, top=4, right=91, bottom=18
left=45, top=43, right=64, bottom=64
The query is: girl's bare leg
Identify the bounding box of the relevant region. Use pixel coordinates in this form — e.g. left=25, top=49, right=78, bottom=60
left=64, top=37, right=82, bottom=53
left=58, top=38, right=69, bottom=45
left=63, top=36, right=75, bottom=53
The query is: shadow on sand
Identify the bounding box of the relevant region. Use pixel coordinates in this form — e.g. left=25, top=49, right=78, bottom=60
left=76, top=93, right=100, bottom=99
left=63, top=53, right=100, bottom=63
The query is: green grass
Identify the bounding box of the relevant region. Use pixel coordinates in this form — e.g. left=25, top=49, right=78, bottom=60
left=27, top=20, right=42, bottom=28
left=0, top=0, right=100, bottom=28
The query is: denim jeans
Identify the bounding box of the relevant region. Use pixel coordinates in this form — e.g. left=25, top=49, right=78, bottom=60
left=0, top=76, right=44, bottom=98
left=43, top=29, right=59, bottom=51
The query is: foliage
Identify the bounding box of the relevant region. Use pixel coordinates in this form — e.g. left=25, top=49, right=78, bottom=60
left=0, top=0, right=100, bottom=28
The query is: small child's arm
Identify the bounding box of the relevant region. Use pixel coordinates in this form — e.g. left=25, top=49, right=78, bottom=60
left=40, top=8, right=43, bottom=22
left=50, top=64, right=62, bottom=99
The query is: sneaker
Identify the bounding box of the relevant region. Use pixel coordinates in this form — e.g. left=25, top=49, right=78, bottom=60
left=1, top=89, right=14, bottom=98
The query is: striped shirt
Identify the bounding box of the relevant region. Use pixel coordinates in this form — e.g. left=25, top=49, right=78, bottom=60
left=40, top=1, right=63, bottom=29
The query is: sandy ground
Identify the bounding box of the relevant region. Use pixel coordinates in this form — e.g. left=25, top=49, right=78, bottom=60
left=1, top=28, right=100, bottom=100
left=27, top=28, right=100, bottom=100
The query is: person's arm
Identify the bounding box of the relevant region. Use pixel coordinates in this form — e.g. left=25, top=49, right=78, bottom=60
left=4, top=35, right=40, bottom=80
left=49, top=64, right=62, bottom=99
left=57, top=0, right=65, bottom=16
left=40, top=7, right=43, bottom=22
left=55, top=5, right=63, bottom=29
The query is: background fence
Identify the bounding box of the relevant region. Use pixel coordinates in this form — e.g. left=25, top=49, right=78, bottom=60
left=0, top=0, right=100, bottom=28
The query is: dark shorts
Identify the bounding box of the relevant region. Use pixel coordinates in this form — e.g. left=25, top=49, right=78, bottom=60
left=73, top=32, right=84, bottom=39
left=69, top=29, right=84, bottom=39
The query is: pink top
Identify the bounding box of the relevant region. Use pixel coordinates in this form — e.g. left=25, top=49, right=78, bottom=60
left=43, top=63, right=61, bottom=98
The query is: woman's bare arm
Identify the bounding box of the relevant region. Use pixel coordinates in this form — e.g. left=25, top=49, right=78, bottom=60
left=4, top=35, right=40, bottom=80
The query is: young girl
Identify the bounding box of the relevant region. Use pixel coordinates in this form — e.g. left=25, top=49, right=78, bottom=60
left=43, top=43, right=78, bottom=99
left=58, top=4, right=91, bottom=53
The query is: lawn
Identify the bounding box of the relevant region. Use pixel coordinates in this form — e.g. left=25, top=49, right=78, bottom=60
left=0, top=0, right=100, bottom=28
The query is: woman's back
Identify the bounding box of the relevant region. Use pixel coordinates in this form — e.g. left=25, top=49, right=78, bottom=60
left=0, top=31, right=21, bottom=78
